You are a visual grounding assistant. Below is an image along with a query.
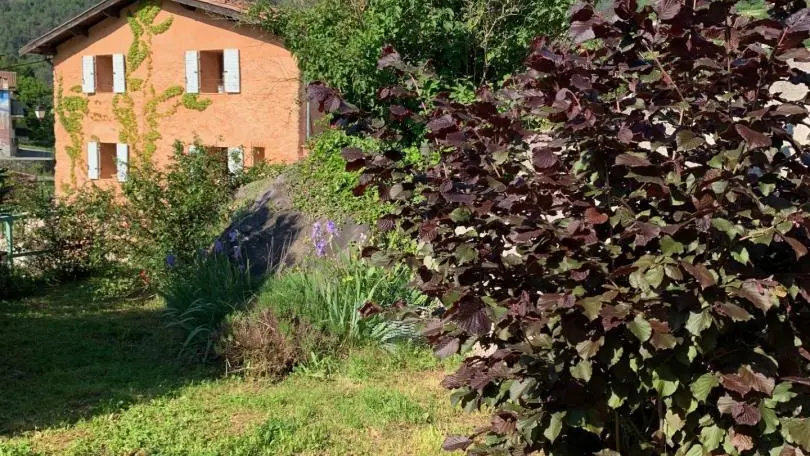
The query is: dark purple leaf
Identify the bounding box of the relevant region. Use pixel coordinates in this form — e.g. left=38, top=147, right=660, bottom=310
left=442, top=435, right=472, bottom=451
left=654, top=0, right=681, bottom=20
left=735, top=124, right=772, bottom=148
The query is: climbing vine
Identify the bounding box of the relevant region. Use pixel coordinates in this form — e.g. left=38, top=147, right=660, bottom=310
left=181, top=93, right=212, bottom=111
left=58, top=0, right=211, bottom=175
left=54, top=76, right=88, bottom=182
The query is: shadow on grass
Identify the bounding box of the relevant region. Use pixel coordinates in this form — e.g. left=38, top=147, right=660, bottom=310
left=0, top=284, right=217, bottom=436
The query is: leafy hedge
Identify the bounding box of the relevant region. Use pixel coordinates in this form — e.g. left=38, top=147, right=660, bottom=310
left=313, top=0, right=810, bottom=454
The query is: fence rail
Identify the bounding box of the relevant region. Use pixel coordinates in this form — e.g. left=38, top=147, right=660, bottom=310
left=0, top=212, right=45, bottom=268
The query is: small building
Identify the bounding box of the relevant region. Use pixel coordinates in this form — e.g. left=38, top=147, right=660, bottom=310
left=20, top=0, right=309, bottom=194
left=0, top=71, right=18, bottom=158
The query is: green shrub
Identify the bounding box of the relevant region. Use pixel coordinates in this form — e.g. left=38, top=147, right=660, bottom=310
left=22, top=186, right=122, bottom=281
left=286, top=128, right=387, bottom=225
left=122, top=141, right=234, bottom=284
left=256, top=251, right=429, bottom=347
left=162, top=247, right=256, bottom=360
left=254, top=0, right=570, bottom=110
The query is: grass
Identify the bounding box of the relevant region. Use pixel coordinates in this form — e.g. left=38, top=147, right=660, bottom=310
left=257, top=253, right=429, bottom=346
left=0, top=284, right=482, bottom=455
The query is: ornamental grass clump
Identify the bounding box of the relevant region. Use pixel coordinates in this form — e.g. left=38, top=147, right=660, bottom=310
left=311, top=0, right=810, bottom=453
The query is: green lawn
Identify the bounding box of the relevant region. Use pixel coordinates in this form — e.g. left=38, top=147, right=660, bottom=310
left=0, top=285, right=481, bottom=455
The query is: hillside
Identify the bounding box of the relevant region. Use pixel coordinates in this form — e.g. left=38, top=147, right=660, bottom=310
left=0, top=0, right=98, bottom=68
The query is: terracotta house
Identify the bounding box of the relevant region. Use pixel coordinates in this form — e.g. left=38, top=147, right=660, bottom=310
left=21, top=0, right=310, bottom=193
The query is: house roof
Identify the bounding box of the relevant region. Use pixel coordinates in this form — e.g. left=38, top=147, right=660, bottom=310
left=0, top=72, right=17, bottom=90
left=19, top=0, right=255, bottom=56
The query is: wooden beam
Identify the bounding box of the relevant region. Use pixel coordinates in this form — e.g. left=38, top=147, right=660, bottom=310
left=102, top=7, right=122, bottom=18
left=69, top=27, right=90, bottom=38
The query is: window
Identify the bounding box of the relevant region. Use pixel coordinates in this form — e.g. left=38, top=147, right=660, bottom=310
left=252, top=147, right=265, bottom=165
left=82, top=54, right=126, bottom=94
left=87, top=142, right=128, bottom=181
left=95, top=55, right=114, bottom=93
left=185, top=49, right=240, bottom=94
left=199, top=50, right=224, bottom=94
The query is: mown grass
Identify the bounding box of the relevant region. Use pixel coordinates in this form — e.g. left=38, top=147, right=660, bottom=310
left=0, top=284, right=482, bottom=455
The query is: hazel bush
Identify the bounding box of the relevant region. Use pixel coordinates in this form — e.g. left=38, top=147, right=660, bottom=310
left=312, top=0, right=810, bottom=454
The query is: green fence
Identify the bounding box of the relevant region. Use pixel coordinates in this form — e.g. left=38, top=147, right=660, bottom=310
left=0, top=213, right=42, bottom=268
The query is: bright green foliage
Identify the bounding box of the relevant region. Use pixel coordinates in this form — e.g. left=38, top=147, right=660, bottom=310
left=21, top=186, right=122, bottom=281
left=181, top=93, right=213, bottom=111
left=256, top=252, right=428, bottom=347
left=162, top=249, right=256, bottom=360
left=121, top=142, right=234, bottom=282
left=13, top=68, right=55, bottom=147
left=254, top=0, right=569, bottom=109
left=288, top=128, right=388, bottom=225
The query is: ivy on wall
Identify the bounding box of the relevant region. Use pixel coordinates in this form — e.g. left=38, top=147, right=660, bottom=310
left=54, top=76, right=88, bottom=182
left=55, top=0, right=211, bottom=176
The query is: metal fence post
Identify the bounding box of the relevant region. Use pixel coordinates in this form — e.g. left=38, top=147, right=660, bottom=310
left=2, top=216, right=11, bottom=269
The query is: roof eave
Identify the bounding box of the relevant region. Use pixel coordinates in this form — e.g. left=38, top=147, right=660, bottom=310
left=20, top=0, right=246, bottom=56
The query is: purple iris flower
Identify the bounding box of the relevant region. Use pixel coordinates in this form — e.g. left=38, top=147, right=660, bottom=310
left=232, top=245, right=242, bottom=260
left=229, top=229, right=239, bottom=243
left=326, top=220, right=337, bottom=235
left=214, top=239, right=224, bottom=254
left=315, top=239, right=327, bottom=257
left=166, top=254, right=176, bottom=268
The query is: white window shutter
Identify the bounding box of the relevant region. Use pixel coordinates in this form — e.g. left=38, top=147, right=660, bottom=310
left=223, top=49, right=240, bottom=93
left=116, top=143, right=129, bottom=182
left=82, top=56, right=96, bottom=94
left=112, top=54, right=126, bottom=93
left=228, top=146, right=244, bottom=173
left=185, top=51, right=200, bottom=94
left=87, top=142, right=100, bottom=180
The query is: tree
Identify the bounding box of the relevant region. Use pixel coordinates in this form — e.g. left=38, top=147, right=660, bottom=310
left=313, top=0, right=810, bottom=453
left=253, top=0, right=569, bottom=110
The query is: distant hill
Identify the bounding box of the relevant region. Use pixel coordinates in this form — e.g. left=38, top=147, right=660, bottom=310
left=0, top=0, right=99, bottom=76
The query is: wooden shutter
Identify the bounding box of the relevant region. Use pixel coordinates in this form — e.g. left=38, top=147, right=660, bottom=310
left=228, top=146, right=243, bottom=173
left=223, top=49, right=240, bottom=93
left=112, top=53, right=126, bottom=93
left=185, top=51, right=200, bottom=94
left=82, top=56, right=96, bottom=94
left=116, top=143, right=129, bottom=182
left=87, top=142, right=100, bottom=180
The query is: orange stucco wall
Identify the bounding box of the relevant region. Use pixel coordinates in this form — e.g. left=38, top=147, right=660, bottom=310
left=52, top=0, right=303, bottom=193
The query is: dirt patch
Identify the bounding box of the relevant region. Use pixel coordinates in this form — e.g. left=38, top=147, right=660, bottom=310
left=229, top=411, right=266, bottom=435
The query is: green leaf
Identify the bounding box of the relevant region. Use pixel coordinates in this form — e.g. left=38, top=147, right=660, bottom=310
left=570, top=360, right=593, bottom=382
left=690, top=373, right=719, bottom=402
left=665, top=409, right=685, bottom=438
left=676, top=130, right=706, bottom=151
left=608, top=390, right=626, bottom=409
left=660, top=235, right=685, bottom=256
left=454, top=244, right=477, bottom=265
left=731, top=246, right=750, bottom=265
left=711, top=218, right=742, bottom=240
left=783, top=418, right=810, bottom=451
left=644, top=265, right=665, bottom=288
left=684, top=443, right=705, bottom=456
left=576, top=337, right=604, bottom=360
left=628, top=314, right=652, bottom=342
left=653, top=368, right=679, bottom=397
left=699, top=424, right=725, bottom=452
left=449, top=207, right=472, bottom=222
left=772, top=382, right=796, bottom=403
left=761, top=405, right=779, bottom=434
left=686, top=311, right=713, bottom=336
left=544, top=412, right=566, bottom=443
